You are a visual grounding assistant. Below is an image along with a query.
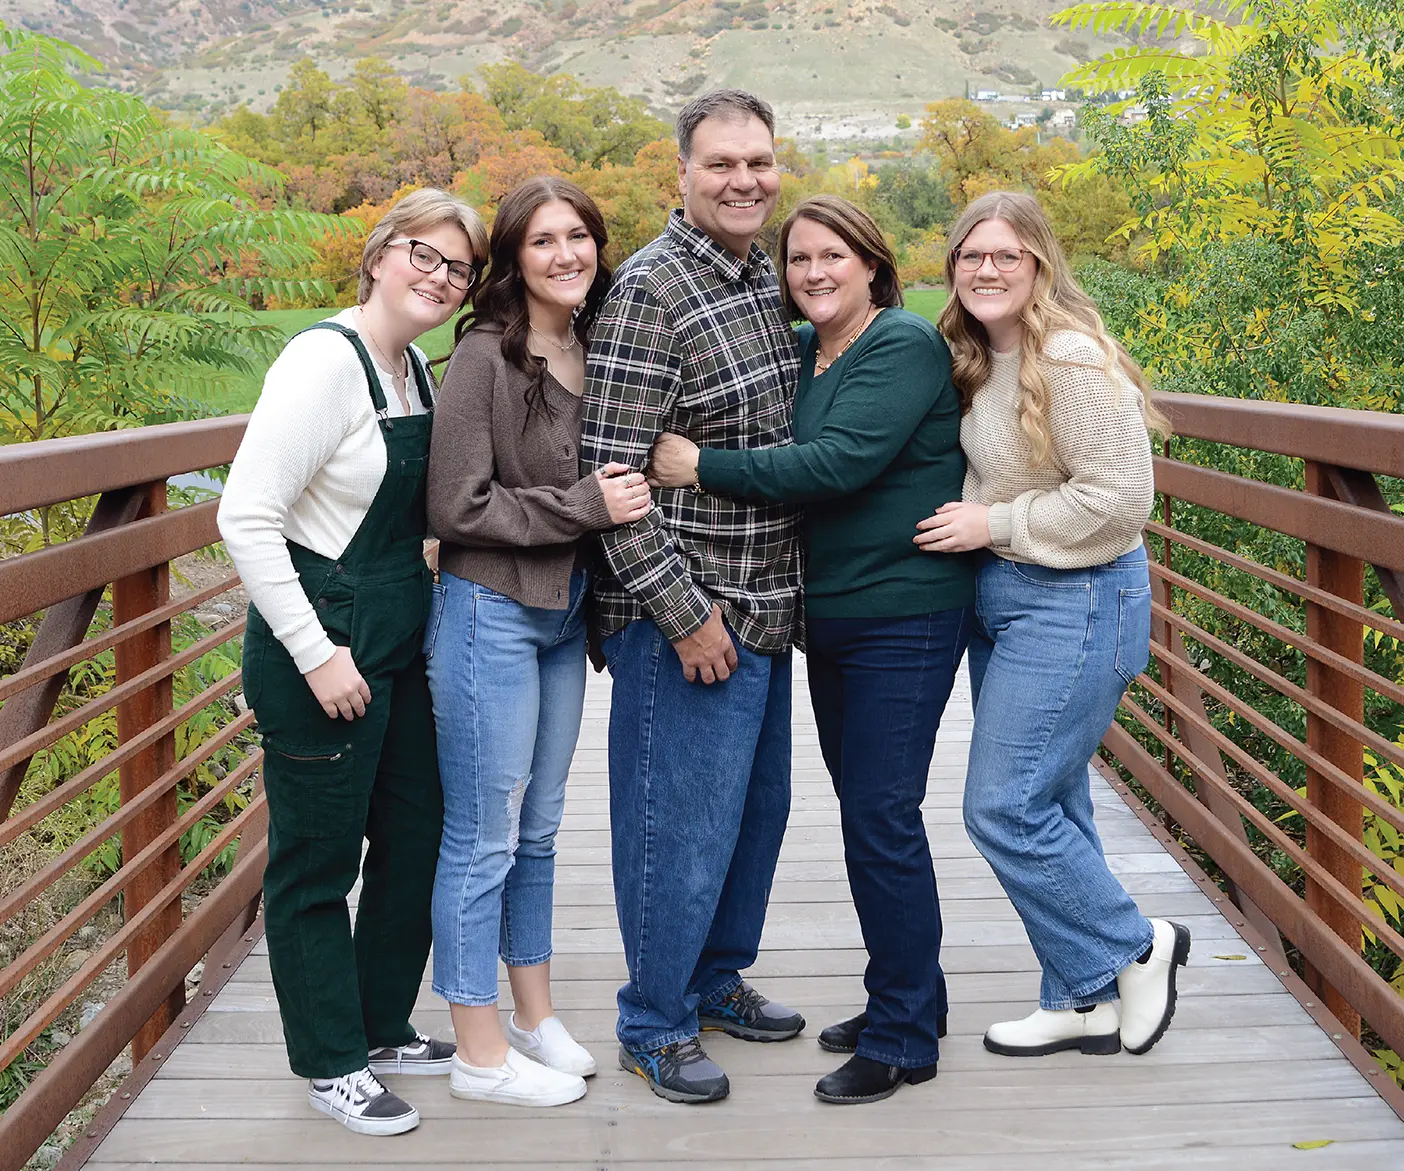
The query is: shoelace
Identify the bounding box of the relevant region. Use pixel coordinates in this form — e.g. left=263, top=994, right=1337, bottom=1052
left=665, top=1036, right=707, bottom=1066
left=336, top=1067, right=390, bottom=1109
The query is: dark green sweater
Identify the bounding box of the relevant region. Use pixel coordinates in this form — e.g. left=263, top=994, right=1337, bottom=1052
left=697, top=308, right=974, bottom=619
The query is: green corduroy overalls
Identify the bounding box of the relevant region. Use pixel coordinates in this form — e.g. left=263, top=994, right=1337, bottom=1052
left=242, top=322, right=445, bottom=1079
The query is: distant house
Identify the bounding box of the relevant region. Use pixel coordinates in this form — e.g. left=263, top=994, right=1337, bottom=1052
left=1014, top=111, right=1038, bottom=126
left=1050, top=108, right=1076, bottom=128
left=1041, top=88, right=1067, bottom=102
left=976, top=90, right=999, bottom=101
left=1119, top=104, right=1149, bottom=125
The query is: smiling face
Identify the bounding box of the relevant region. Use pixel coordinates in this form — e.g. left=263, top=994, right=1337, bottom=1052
left=517, top=199, right=598, bottom=323
left=951, top=216, right=1037, bottom=352
left=679, top=112, right=780, bottom=259
left=369, top=219, right=476, bottom=336
left=785, top=217, right=876, bottom=343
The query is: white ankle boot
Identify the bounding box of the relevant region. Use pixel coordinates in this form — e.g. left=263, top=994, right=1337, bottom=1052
left=1117, top=918, right=1192, bottom=1054
left=984, top=1003, right=1121, bottom=1056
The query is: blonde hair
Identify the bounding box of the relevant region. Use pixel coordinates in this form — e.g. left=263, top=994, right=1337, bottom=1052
left=358, top=187, right=489, bottom=306
left=938, top=191, right=1169, bottom=465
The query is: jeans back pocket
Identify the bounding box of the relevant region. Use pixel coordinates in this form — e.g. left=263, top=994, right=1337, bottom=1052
left=1114, top=585, right=1152, bottom=684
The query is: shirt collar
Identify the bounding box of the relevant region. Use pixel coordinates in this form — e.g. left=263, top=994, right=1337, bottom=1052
left=665, top=209, right=771, bottom=282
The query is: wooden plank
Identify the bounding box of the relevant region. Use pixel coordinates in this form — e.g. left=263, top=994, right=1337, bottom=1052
left=122, top=1058, right=1376, bottom=1119
left=86, top=657, right=1404, bottom=1168
left=86, top=1097, right=1404, bottom=1164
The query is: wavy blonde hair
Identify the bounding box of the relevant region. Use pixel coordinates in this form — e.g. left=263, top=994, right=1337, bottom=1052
left=938, top=191, right=1169, bottom=466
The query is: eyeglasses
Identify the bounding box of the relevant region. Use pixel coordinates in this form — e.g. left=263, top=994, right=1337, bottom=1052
left=387, top=238, right=478, bottom=291
left=953, top=247, right=1031, bottom=273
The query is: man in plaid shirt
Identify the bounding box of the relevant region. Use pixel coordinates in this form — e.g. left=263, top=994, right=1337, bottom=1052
left=580, top=89, right=805, bottom=1105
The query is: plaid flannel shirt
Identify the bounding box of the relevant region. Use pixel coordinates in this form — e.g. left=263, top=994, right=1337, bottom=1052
left=580, top=210, right=803, bottom=654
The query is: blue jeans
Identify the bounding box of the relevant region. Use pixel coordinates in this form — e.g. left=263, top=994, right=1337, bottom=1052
left=964, top=548, right=1155, bottom=1010
left=425, top=569, right=589, bottom=1005
left=807, top=608, right=971, bottom=1068
left=602, top=618, right=792, bottom=1052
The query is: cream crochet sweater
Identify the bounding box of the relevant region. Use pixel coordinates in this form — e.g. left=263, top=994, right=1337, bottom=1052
left=960, top=330, right=1154, bottom=569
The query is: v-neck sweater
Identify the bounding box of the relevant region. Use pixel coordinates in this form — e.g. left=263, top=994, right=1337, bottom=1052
left=697, top=308, right=974, bottom=618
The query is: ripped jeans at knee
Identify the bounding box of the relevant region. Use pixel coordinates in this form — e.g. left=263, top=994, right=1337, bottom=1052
left=425, top=571, right=585, bottom=1006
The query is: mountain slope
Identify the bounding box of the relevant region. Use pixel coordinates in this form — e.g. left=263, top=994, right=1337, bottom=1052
left=1, top=0, right=1119, bottom=135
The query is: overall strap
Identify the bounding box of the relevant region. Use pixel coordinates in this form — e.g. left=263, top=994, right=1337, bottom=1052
left=407, top=347, right=434, bottom=411
left=297, top=321, right=388, bottom=414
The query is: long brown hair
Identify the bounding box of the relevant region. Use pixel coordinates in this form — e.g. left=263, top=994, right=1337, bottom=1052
left=777, top=195, right=903, bottom=320
left=454, top=176, right=612, bottom=418
left=939, top=191, right=1168, bottom=465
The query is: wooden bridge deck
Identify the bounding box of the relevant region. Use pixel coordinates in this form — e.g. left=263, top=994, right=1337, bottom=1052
left=83, top=660, right=1404, bottom=1170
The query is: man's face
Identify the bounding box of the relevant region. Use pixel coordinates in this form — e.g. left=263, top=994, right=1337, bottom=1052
left=678, top=113, right=780, bottom=259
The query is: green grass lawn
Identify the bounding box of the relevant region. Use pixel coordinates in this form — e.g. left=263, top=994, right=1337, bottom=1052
left=210, top=289, right=949, bottom=416
left=208, top=308, right=462, bottom=416
left=903, top=288, right=948, bottom=324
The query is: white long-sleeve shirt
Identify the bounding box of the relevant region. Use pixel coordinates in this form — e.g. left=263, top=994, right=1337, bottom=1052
left=961, top=329, right=1154, bottom=569
left=217, top=309, right=431, bottom=673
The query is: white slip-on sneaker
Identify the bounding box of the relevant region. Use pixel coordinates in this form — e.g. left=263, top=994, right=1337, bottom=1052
left=369, top=1030, right=456, bottom=1076
left=506, top=1013, right=598, bottom=1077
left=449, top=1047, right=587, bottom=1107
left=983, top=1003, right=1121, bottom=1056
left=308, top=1066, right=420, bottom=1136
left=1117, top=918, right=1192, bottom=1054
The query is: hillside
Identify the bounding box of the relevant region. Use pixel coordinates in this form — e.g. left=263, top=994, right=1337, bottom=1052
left=0, top=0, right=1123, bottom=139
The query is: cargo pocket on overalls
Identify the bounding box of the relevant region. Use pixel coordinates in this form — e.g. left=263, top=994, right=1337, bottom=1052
left=262, top=738, right=356, bottom=839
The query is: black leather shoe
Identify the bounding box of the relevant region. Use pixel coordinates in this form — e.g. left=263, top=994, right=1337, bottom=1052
left=814, top=1054, right=938, bottom=1105
left=817, top=1011, right=948, bottom=1053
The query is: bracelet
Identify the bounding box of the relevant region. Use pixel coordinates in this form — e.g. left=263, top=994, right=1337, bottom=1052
left=690, top=462, right=705, bottom=495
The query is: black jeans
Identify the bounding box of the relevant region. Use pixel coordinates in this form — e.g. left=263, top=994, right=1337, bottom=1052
left=806, top=607, right=971, bottom=1068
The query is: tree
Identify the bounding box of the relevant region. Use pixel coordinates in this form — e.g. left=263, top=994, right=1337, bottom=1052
left=0, top=28, right=353, bottom=480
left=271, top=58, right=339, bottom=148
left=1051, top=0, right=1404, bottom=409
left=479, top=60, right=670, bottom=167
left=570, top=137, right=678, bottom=260
left=917, top=99, right=1080, bottom=207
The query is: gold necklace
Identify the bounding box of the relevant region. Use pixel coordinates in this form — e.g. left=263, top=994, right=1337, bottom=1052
left=529, top=323, right=578, bottom=352
left=357, top=307, right=407, bottom=381
left=814, top=305, right=877, bottom=374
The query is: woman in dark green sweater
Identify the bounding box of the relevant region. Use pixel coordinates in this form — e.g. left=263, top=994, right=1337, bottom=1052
left=648, top=195, right=973, bottom=1106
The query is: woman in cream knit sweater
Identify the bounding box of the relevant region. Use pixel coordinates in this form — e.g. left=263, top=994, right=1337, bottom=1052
left=914, top=191, right=1191, bottom=1060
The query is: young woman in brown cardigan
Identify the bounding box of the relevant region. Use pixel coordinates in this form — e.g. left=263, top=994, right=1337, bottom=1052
left=423, top=177, right=650, bottom=1108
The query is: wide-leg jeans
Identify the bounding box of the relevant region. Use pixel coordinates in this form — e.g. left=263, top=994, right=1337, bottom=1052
left=963, top=547, right=1156, bottom=1009
left=806, top=608, right=969, bottom=1069
left=603, top=618, right=792, bottom=1052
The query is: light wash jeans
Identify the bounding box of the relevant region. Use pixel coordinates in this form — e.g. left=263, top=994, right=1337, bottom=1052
left=425, top=568, right=588, bottom=1005
left=963, top=547, right=1156, bottom=1010
left=602, top=618, right=792, bottom=1052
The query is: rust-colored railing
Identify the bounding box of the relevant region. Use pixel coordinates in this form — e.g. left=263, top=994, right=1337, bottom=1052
left=2, top=397, right=1403, bottom=1163
left=1103, top=393, right=1404, bottom=1105
left=0, top=418, right=265, bottom=1168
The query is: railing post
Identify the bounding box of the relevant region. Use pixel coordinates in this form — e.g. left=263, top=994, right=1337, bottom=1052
left=112, top=480, right=184, bottom=1062
left=1301, top=461, right=1365, bottom=1038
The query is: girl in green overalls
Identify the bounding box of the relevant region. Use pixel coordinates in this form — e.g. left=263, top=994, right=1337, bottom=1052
left=218, top=188, right=488, bottom=1137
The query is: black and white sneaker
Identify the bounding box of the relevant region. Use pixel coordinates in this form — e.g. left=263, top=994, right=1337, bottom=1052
left=308, top=1066, right=420, bottom=1136
left=368, top=1030, right=456, bottom=1076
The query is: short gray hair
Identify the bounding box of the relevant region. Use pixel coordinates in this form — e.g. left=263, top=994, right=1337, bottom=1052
left=675, top=89, right=775, bottom=159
